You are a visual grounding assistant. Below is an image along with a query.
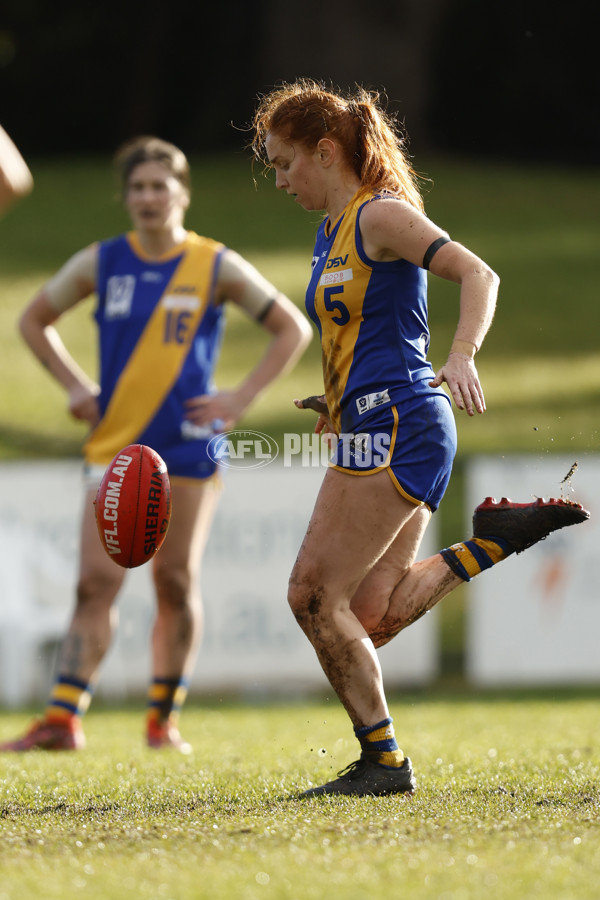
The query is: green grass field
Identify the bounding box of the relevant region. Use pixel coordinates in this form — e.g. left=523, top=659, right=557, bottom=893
left=1, top=692, right=600, bottom=900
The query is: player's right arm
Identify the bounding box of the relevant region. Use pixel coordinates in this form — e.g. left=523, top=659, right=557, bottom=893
left=19, top=244, right=102, bottom=426
left=0, top=125, right=33, bottom=215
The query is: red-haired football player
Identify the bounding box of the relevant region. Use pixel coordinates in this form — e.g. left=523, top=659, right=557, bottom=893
left=251, top=79, right=589, bottom=796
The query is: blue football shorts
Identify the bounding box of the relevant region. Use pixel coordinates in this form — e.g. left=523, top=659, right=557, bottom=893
left=329, top=392, right=457, bottom=512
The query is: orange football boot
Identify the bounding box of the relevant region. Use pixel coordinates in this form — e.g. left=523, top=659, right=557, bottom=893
left=147, top=717, right=192, bottom=754
left=0, top=716, right=85, bottom=752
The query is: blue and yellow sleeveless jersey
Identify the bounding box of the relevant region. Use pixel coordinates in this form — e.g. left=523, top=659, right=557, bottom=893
left=84, top=231, right=225, bottom=479
left=306, top=191, right=449, bottom=436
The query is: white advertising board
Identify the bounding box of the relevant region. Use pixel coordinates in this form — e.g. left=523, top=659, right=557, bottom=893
left=466, top=455, right=598, bottom=686
left=0, top=460, right=438, bottom=706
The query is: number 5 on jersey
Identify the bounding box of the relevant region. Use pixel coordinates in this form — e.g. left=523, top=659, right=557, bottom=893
left=324, top=285, right=350, bottom=326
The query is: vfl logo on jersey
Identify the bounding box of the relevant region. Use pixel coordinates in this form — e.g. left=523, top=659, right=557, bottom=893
left=356, top=389, right=391, bottom=415
left=319, top=268, right=354, bottom=287
left=105, top=275, right=135, bottom=319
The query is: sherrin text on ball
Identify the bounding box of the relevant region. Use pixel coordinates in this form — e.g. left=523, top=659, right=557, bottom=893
left=94, top=443, right=171, bottom=568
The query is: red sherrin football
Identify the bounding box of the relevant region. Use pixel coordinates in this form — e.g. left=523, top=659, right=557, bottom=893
left=94, top=444, right=171, bottom=568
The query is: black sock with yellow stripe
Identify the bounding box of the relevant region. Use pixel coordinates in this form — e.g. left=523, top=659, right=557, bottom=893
left=147, top=676, right=189, bottom=727
left=440, top=536, right=513, bottom=582
left=355, top=717, right=405, bottom=768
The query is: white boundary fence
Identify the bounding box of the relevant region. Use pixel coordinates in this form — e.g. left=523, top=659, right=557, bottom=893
left=0, top=460, right=438, bottom=706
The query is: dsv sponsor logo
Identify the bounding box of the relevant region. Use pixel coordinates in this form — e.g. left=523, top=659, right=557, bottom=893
left=207, top=430, right=279, bottom=469
left=326, top=254, right=349, bottom=269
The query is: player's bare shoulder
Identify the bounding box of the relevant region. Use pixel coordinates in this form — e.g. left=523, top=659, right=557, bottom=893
left=360, top=196, right=447, bottom=266
left=215, top=247, right=278, bottom=319
left=45, top=243, right=99, bottom=313
left=64, top=242, right=99, bottom=290
left=360, top=194, right=420, bottom=230
left=216, top=248, right=260, bottom=289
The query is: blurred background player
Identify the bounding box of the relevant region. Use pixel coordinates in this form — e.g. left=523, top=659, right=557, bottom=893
left=0, top=135, right=311, bottom=753
left=0, top=124, right=33, bottom=216
left=252, top=79, right=589, bottom=796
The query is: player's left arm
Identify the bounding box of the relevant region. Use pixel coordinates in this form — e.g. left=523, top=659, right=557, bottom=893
left=184, top=249, right=312, bottom=430
left=360, top=198, right=499, bottom=416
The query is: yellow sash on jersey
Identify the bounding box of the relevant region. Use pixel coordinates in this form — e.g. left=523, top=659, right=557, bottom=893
left=316, top=193, right=374, bottom=434
left=85, top=233, right=223, bottom=465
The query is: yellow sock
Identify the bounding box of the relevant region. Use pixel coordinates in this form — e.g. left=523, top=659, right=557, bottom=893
left=355, top=717, right=405, bottom=768
left=45, top=675, right=93, bottom=721
left=440, top=536, right=512, bottom=582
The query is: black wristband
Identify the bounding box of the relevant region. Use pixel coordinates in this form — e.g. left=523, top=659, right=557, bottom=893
left=422, top=236, right=451, bottom=270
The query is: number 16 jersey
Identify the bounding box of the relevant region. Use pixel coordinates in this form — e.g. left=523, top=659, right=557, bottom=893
left=85, top=230, right=225, bottom=478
